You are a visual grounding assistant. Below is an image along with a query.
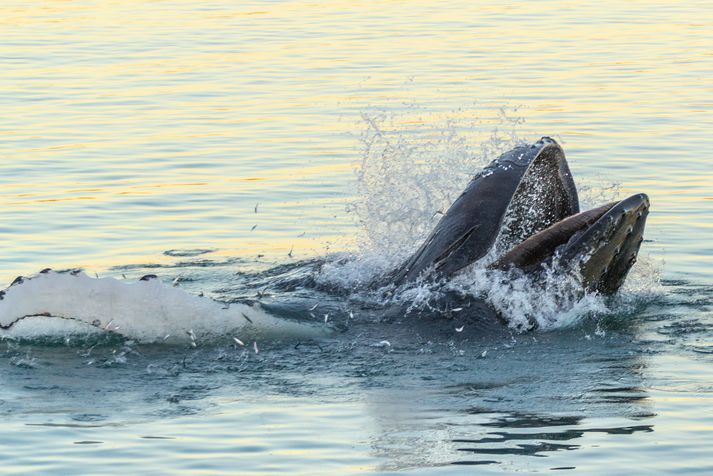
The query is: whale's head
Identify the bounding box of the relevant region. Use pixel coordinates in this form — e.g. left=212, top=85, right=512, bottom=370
left=393, top=137, right=649, bottom=296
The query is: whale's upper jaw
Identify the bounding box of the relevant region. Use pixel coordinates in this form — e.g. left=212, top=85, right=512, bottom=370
left=561, top=193, right=649, bottom=294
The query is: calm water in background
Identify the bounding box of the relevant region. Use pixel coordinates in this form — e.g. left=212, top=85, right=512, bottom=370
left=1, top=1, right=713, bottom=474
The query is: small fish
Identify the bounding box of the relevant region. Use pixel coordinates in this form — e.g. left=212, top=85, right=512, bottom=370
left=480, top=350, right=487, bottom=358
left=257, top=254, right=264, bottom=258
left=324, top=314, right=329, bottom=323
left=251, top=224, right=257, bottom=231
left=254, top=203, right=259, bottom=213
left=310, top=312, right=316, bottom=319
left=163, top=334, right=171, bottom=341
left=122, top=274, right=127, bottom=279
left=95, top=272, right=99, bottom=278
left=287, top=245, right=294, bottom=258
left=241, top=312, right=253, bottom=324
left=172, top=277, right=180, bottom=286
left=297, top=232, right=306, bottom=237
left=349, top=311, right=354, bottom=319
left=103, top=319, right=115, bottom=330
left=377, top=340, right=391, bottom=348
left=455, top=326, right=464, bottom=332
left=190, top=341, right=197, bottom=348
left=233, top=337, right=245, bottom=346
left=198, top=291, right=204, bottom=297
left=309, top=303, right=319, bottom=311
left=452, top=307, right=463, bottom=312
left=253, top=341, right=259, bottom=354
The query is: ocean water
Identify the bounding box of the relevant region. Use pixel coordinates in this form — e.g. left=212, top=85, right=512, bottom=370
left=1, top=0, right=713, bottom=474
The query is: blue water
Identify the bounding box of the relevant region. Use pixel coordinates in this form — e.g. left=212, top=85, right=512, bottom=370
left=1, top=0, right=713, bottom=473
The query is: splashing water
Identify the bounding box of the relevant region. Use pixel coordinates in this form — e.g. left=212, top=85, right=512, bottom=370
left=350, top=109, right=524, bottom=262
left=319, top=109, right=524, bottom=288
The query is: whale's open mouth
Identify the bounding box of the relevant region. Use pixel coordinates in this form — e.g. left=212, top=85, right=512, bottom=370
left=392, top=137, right=650, bottom=296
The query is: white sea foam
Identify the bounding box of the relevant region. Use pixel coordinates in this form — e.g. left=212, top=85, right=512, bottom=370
left=0, top=272, right=326, bottom=343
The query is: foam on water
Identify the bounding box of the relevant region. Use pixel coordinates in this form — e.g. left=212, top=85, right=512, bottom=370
left=0, top=272, right=326, bottom=344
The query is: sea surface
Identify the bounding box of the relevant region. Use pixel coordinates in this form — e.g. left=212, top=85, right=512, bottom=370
left=1, top=1, right=712, bottom=474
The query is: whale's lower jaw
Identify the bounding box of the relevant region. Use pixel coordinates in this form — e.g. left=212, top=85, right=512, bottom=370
left=563, top=193, right=649, bottom=295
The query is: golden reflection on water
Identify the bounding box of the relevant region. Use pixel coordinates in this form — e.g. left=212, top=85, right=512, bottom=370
left=1, top=0, right=712, bottom=281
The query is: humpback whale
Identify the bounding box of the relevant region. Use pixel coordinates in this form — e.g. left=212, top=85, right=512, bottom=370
left=392, top=137, right=649, bottom=295
left=0, top=137, right=649, bottom=338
